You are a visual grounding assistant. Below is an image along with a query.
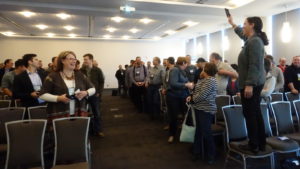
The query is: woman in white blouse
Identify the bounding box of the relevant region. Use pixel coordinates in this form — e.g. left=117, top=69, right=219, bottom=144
left=40, top=51, right=95, bottom=120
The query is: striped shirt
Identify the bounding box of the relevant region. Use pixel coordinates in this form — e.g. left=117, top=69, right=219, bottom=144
left=192, top=77, right=217, bottom=114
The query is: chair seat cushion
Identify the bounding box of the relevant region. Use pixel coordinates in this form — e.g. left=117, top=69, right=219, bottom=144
left=211, top=124, right=224, bottom=133
left=229, top=140, right=273, bottom=155
left=266, top=137, right=299, bottom=152
left=51, top=162, right=88, bottom=169
left=286, top=133, right=300, bottom=144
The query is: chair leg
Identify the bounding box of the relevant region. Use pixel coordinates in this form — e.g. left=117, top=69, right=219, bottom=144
left=243, top=156, right=247, bottom=169
left=270, top=154, right=275, bottom=169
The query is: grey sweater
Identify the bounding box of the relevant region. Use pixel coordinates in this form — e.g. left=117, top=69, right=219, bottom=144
left=235, top=27, right=266, bottom=89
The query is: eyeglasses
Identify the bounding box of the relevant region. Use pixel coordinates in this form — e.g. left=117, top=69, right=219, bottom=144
left=65, top=57, right=77, bottom=61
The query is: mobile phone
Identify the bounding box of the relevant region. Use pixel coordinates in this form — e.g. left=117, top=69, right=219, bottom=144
left=225, top=8, right=231, bottom=17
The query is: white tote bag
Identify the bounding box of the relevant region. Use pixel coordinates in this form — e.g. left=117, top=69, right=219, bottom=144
left=179, top=104, right=196, bottom=143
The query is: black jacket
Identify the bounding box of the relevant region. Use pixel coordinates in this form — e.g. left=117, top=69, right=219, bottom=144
left=115, top=69, right=126, bottom=83
left=80, top=67, right=105, bottom=94
left=13, top=70, right=46, bottom=107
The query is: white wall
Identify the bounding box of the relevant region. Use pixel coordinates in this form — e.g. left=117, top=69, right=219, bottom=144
left=0, top=38, right=185, bottom=88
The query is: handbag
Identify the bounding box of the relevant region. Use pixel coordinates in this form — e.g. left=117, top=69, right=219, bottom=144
left=179, top=103, right=196, bottom=143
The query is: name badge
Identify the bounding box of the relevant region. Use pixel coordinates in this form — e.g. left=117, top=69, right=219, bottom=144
left=298, top=74, right=300, bottom=81
left=190, top=69, right=194, bottom=74
left=68, top=87, right=75, bottom=95
left=136, top=71, right=140, bottom=76
left=150, top=74, right=154, bottom=78
left=33, top=85, right=41, bottom=91
left=121, top=72, right=123, bottom=75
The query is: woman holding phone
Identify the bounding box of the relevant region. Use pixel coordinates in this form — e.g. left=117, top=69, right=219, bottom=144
left=228, top=15, right=268, bottom=153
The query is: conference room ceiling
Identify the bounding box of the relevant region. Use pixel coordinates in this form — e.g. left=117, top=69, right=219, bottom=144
left=0, top=0, right=299, bottom=41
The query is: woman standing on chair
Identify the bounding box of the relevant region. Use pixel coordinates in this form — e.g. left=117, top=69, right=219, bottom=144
left=228, top=16, right=268, bottom=153
left=40, top=51, right=95, bottom=121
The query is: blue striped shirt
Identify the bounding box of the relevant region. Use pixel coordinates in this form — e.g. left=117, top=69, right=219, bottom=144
left=192, top=77, right=217, bottom=114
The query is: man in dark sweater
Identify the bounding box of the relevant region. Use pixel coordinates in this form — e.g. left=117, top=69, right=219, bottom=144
left=81, top=53, right=105, bottom=137
left=115, top=65, right=126, bottom=96
left=284, top=55, right=300, bottom=94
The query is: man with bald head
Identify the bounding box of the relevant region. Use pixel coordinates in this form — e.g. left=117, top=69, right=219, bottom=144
left=278, top=57, right=288, bottom=73
left=284, top=56, right=300, bottom=94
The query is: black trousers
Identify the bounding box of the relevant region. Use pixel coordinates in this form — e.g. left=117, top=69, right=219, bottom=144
left=146, top=85, right=161, bottom=119
left=193, top=109, right=215, bottom=159
left=166, top=94, right=186, bottom=136
left=240, top=85, right=266, bottom=148
left=88, top=95, right=102, bottom=133
left=132, top=83, right=147, bottom=113
left=117, top=81, right=125, bottom=96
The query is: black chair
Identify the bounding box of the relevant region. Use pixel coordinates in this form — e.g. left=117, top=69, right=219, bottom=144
left=222, top=105, right=274, bottom=169
left=0, top=100, right=11, bottom=108
left=232, top=95, right=241, bottom=105
left=52, top=117, right=91, bottom=169
left=271, top=93, right=284, bottom=102
left=261, top=103, right=299, bottom=159
left=271, top=101, right=300, bottom=144
left=28, top=106, right=48, bottom=120
left=5, top=120, right=47, bottom=169
left=215, top=95, right=231, bottom=126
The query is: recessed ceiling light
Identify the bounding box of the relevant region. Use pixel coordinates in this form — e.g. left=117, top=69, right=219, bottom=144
left=103, top=35, right=112, bottom=39
left=111, top=16, right=125, bottom=23
left=165, top=30, right=176, bottom=35
left=120, top=5, right=136, bottom=13
left=139, top=18, right=153, bottom=24
left=19, top=11, right=36, bottom=17
left=153, top=36, right=161, bottom=40
left=64, top=25, right=75, bottom=31
left=46, top=33, right=55, bottom=37
left=228, top=0, right=254, bottom=7
left=68, top=33, right=77, bottom=38
left=56, top=13, right=71, bottom=20
left=106, top=27, right=117, bottom=33
left=122, top=35, right=130, bottom=39
left=36, top=24, right=48, bottom=30
left=183, top=21, right=198, bottom=27
left=1, top=31, right=15, bottom=36
left=129, top=28, right=139, bottom=34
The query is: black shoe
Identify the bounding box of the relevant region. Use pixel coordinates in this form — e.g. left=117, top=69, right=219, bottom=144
left=239, top=144, right=259, bottom=154
left=191, top=154, right=201, bottom=162
left=207, top=158, right=215, bottom=165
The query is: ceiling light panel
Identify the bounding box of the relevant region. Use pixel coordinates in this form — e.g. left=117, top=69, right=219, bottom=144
left=111, top=16, right=125, bottom=23
left=56, top=13, right=71, bottom=20
left=35, top=24, right=48, bottom=30
left=64, top=25, right=75, bottom=31
left=129, top=28, right=140, bottom=33
left=19, top=11, right=36, bottom=18
left=1, top=31, right=15, bottom=36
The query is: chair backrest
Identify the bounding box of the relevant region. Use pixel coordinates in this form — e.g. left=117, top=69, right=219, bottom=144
left=293, top=100, right=300, bottom=128
left=285, top=92, right=300, bottom=102
left=232, top=95, right=241, bottom=105
left=14, top=100, right=22, bottom=107
left=0, top=100, right=11, bottom=108
left=271, top=101, right=295, bottom=135
left=53, top=117, right=90, bottom=166
left=28, top=106, right=48, bottom=119
left=222, top=105, right=247, bottom=142
left=0, top=107, right=26, bottom=143
left=5, top=120, right=47, bottom=169
left=260, top=103, right=273, bottom=137
left=271, top=93, right=284, bottom=102
left=216, top=95, right=231, bottom=121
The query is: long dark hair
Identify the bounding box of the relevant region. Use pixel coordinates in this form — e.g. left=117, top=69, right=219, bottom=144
left=246, top=17, right=269, bottom=46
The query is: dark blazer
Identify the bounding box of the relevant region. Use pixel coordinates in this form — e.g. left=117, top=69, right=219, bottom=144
left=13, top=69, right=46, bottom=107
left=235, top=27, right=265, bottom=89
left=167, top=66, right=189, bottom=98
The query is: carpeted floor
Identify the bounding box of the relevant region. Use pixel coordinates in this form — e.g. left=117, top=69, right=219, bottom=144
left=90, top=93, right=274, bottom=169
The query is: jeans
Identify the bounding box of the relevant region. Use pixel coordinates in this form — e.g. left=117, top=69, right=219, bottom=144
left=240, top=85, right=266, bottom=148
left=193, top=109, right=215, bottom=159
left=88, top=95, right=102, bottom=133
left=146, top=85, right=161, bottom=119
left=166, top=94, right=186, bottom=136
